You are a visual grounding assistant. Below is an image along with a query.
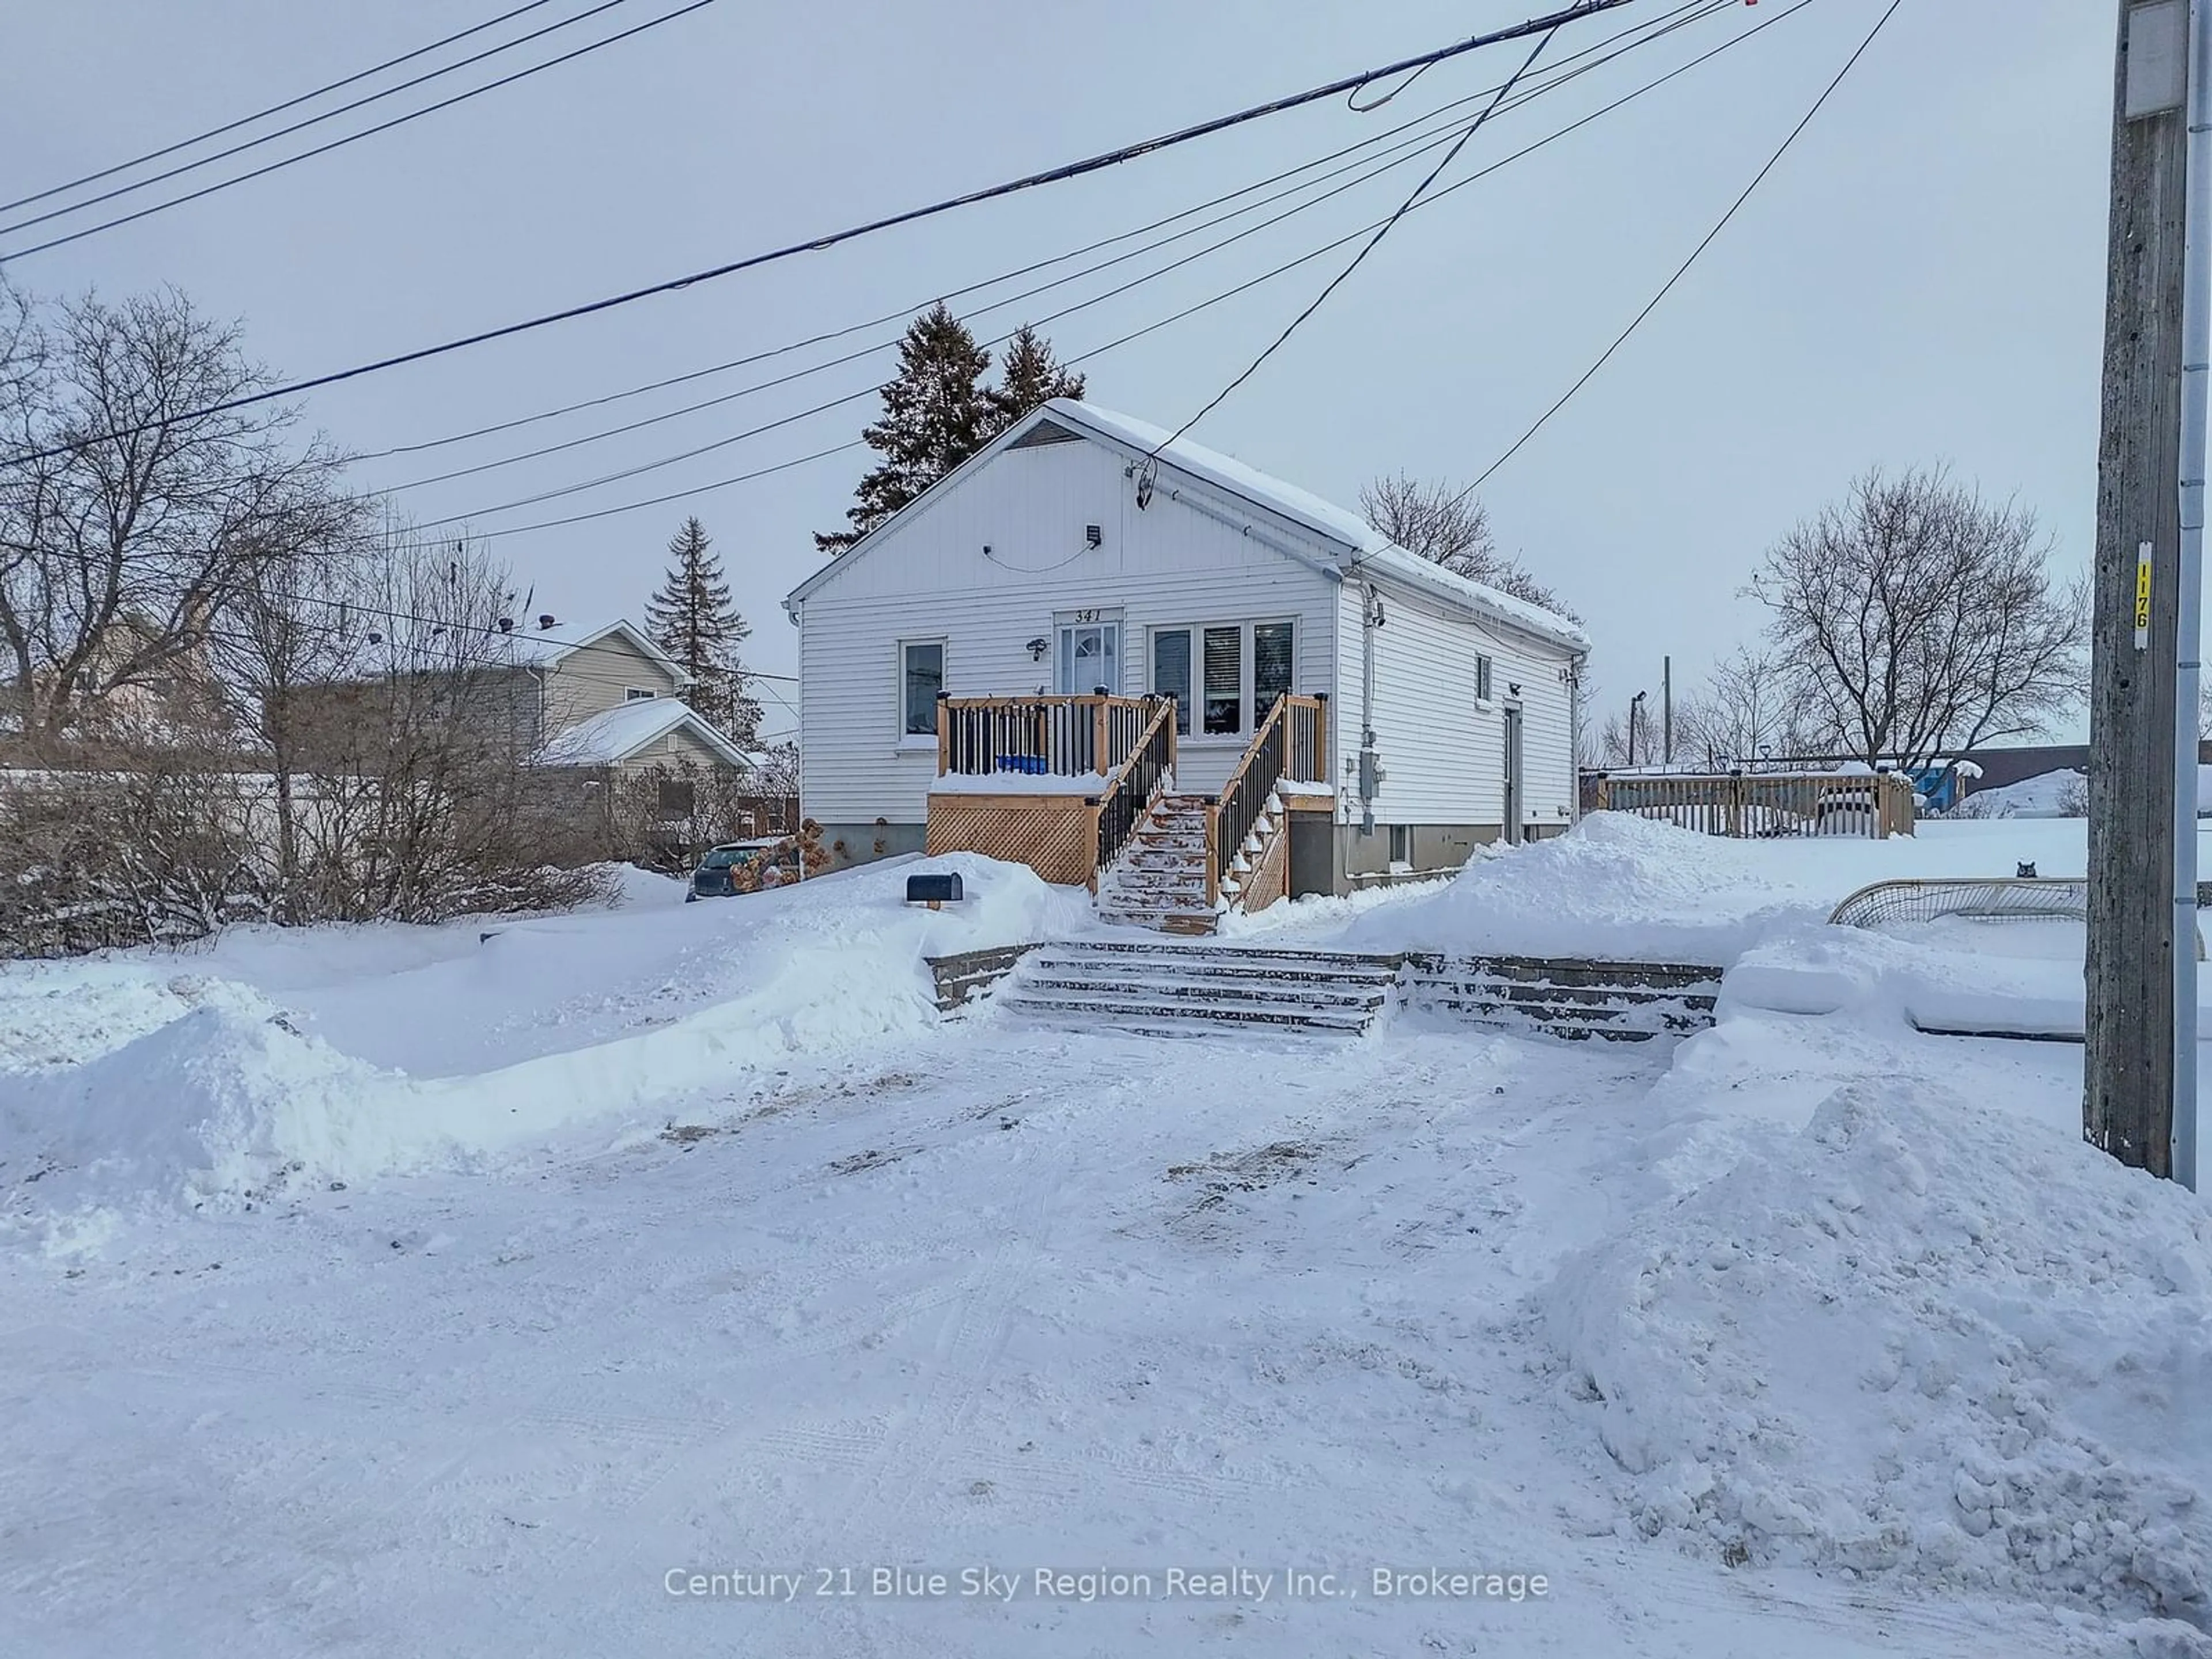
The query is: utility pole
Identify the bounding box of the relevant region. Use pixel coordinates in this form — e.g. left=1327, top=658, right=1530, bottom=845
left=2086, top=0, right=2203, bottom=1184
left=1662, top=655, right=1673, bottom=766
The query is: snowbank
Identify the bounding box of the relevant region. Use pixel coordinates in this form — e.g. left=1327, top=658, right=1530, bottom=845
left=0, top=854, right=1085, bottom=1219
left=1545, top=1081, right=2212, bottom=1625
left=1337, top=816, right=1838, bottom=964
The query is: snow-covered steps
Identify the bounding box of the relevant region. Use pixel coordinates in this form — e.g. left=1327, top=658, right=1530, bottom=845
left=1399, top=954, right=1721, bottom=1043
left=994, top=940, right=1395, bottom=1037
left=1095, top=792, right=1219, bottom=936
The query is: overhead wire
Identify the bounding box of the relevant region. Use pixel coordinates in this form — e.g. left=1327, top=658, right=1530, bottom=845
left=444, top=0, right=1809, bottom=541
left=347, top=0, right=1725, bottom=468
left=400, top=0, right=1756, bottom=518
left=366, top=0, right=1738, bottom=493
left=1144, top=26, right=1560, bottom=461
left=0, top=0, right=719, bottom=263
left=1, top=0, right=570, bottom=215
left=0, top=0, right=1636, bottom=467
left=1456, top=0, right=1904, bottom=498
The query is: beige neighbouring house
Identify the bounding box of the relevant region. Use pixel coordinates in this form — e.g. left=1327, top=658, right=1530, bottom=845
left=510, top=619, right=756, bottom=777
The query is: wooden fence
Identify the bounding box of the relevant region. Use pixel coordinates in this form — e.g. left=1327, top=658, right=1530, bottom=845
left=1587, top=771, right=1915, bottom=839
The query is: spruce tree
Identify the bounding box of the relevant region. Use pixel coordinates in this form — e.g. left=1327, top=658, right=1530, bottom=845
left=645, top=516, right=761, bottom=744
left=984, top=323, right=1086, bottom=436
left=816, top=303, right=992, bottom=554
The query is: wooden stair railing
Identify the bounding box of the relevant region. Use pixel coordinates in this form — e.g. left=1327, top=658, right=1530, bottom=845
left=1088, top=695, right=1177, bottom=888
left=1209, top=694, right=1325, bottom=907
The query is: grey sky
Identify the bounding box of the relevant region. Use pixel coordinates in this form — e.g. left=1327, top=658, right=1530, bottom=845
left=3, top=1, right=2109, bottom=743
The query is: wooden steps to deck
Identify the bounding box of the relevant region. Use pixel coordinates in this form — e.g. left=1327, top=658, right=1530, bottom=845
left=1094, top=794, right=1218, bottom=935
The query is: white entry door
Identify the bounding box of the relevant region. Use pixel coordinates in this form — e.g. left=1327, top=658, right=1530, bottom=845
left=1056, top=621, right=1121, bottom=695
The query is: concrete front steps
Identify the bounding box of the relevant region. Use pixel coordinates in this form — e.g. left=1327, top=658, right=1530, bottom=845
left=1094, top=793, right=1218, bottom=936
left=1400, top=955, right=1721, bottom=1043
left=995, top=940, right=1396, bottom=1037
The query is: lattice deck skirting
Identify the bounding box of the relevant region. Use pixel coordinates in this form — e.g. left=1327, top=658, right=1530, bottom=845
left=925, top=795, right=1098, bottom=889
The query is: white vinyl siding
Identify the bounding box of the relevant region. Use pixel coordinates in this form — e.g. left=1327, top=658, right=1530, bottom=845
left=1334, top=578, right=1575, bottom=832
left=794, top=436, right=1338, bottom=824
left=540, top=634, right=685, bottom=733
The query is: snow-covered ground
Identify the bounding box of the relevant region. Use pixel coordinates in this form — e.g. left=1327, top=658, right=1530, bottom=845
left=3, top=815, right=2209, bottom=1658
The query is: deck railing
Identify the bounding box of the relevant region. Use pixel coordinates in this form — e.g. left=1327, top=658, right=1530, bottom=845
left=1210, top=694, right=1327, bottom=903
left=937, top=694, right=1156, bottom=779
left=1093, top=697, right=1176, bottom=874
left=1589, top=771, right=1915, bottom=839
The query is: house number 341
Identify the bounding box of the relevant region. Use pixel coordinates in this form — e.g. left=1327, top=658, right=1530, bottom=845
left=1072, top=609, right=1103, bottom=622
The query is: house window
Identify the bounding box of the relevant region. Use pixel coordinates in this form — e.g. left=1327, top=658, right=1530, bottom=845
left=1475, top=655, right=1494, bottom=702
left=1203, top=626, right=1243, bottom=735
left=1153, top=620, right=1298, bottom=737
left=900, top=640, right=944, bottom=736
left=1152, top=628, right=1192, bottom=736
left=1055, top=620, right=1120, bottom=695
left=658, top=777, right=696, bottom=817
left=626, top=687, right=657, bottom=702
left=1389, top=823, right=1411, bottom=865
left=1254, top=621, right=1294, bottom=717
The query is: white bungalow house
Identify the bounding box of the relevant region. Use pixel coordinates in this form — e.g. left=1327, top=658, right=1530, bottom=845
left=783, top=400, right=1587, bottom=929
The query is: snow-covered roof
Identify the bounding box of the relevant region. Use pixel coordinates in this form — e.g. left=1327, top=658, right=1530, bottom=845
left=785, top=400, right=1586, bottom=653
left=535, top=698, right=753, bottom=769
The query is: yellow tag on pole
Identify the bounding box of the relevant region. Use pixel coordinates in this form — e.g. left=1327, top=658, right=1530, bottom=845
left=2137, top=541, right=2155, bottom=649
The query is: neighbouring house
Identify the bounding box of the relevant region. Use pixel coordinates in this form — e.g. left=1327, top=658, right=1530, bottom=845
left=1, top=610, right=226, bottom=757
left=782, top=399, right=1587, bottom=930
left=285, top=616, right=783, bottom=859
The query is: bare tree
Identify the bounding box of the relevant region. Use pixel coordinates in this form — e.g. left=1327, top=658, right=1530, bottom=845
left=1671, top=646, right=1806, bottom=769
left=1749, top=467, right=2085, bottom=771
left=0, top=286, right=343, bottom=755
left=1359, top=472, right=1574, bottom=617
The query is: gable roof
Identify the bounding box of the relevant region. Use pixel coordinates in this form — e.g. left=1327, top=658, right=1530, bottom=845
left=498, top=618, right=689, bottom=684
left=784, top=399, right=1587, bottom=653
left=535, top=698, right=754, bottom=769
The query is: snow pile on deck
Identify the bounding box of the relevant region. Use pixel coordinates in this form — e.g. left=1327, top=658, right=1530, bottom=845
left=0, top=854, right=1082, bottom=1217
left=1544, top=1079, right=2212, bottom=1626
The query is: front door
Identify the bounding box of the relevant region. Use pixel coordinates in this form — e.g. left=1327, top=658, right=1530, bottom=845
left=1502, top=705, right=1524, bottom=846
left=1056, top=621, right=1121, bottom=695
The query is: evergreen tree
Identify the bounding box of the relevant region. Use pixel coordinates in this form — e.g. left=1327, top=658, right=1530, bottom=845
left=816, top=303, right=992, bottom=554
left=984, top=323, right=1085, bottom=436
left=645, top=516, right=761, bottom=744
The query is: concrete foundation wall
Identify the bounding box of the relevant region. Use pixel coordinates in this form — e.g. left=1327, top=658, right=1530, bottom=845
left=819, top=820, right=925, bottom=870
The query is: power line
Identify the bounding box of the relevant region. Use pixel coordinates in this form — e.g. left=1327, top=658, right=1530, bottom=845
left=348, top=0, right=1726, bottom=468
left=1147, top=28, right=1559, bottom=459
left=408, top=0, right=1763, bottom=521
left=1459, top=0, right=1904, bottom=498
left=444, top=0, right=1805, bottom=541
left=0, top=0, right=717, bottom=263
left=0, top=0, right=1635, bottom=467
left=1, top=0, right=571, bottom=217
left=368, top=0, right=1740, bottom=494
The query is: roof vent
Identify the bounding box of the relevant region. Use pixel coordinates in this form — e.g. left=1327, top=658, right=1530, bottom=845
left=497, top=616, right=514, bottom=634
left=1010, top=418, right=1082, bottom=450
left=537, top=613, right=558, bottom=631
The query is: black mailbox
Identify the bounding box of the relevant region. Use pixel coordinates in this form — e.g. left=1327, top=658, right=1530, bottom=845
left=906, top=872, right=964, bottom=907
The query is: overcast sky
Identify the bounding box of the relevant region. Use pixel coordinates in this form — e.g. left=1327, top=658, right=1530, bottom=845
left=3, top=1, right=2110, bottom=742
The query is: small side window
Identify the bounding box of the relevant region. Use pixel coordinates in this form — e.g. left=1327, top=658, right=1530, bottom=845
left=1388, top=824, right=1411, bottom=864
left=1474, top=656, right=1493, bottom=702
left=901, top=641, right=944, bottom=736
